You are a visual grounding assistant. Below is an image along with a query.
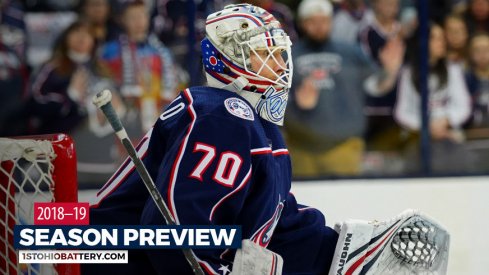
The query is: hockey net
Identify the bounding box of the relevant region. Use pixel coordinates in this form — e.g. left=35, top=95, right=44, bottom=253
left=0, top=133, right=80, bottom=275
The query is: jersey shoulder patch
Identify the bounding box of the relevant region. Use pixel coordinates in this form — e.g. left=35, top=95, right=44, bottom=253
left=224, top=97, right=255, bottom=121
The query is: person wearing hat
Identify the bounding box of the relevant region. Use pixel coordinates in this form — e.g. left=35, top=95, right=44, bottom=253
left=284, top=0, right=404, bottom=177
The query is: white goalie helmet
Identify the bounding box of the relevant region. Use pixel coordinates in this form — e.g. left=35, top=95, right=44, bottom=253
left=202, top=4, right=293, bottom=125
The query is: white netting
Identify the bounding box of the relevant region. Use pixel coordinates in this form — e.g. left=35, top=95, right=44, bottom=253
left=375, top=216, right=450, bottom=275
left=0, top=138, right=58, bottom=275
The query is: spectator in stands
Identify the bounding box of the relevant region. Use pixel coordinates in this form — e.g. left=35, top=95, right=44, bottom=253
left=151, top=0, right=197, bottom=66
left=359, top=0, right=403, bottom=62
left=358, top=0, right=408, bottom=152
left=1, top=0, right=26, bottom=63
left=78, top=0, right=120, bottom=44
left=464, top=32, right=489, bottom=171
left=460, top=0, right=489, bottom=35
left=284, top=0, right=404, bottom=177
left=331, top=0, right=374, bottom=44
left=151, top=0, right=214, bottom=87
left=465, top=32, right=489, bottom=128
left=109, top=0, right=155, bottom=19
left=28, top=21, right=100, bottom=134
left=28, top=20, right=125, bottom=184
left=0, top=0, right=27, bottom=136
left=27, top=20, right=125, bottom=136
left=444, top=14, right=469, bottom=65
left=101, top=0, right=177, bottom=136
left=394, top=23, right=474, bottom=173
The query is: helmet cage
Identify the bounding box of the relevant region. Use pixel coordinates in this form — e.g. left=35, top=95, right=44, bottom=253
left=237, top=31, right=293, bottom=90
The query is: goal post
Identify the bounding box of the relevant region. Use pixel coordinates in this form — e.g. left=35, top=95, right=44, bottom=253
left=0, top=133, right=79, bottom=275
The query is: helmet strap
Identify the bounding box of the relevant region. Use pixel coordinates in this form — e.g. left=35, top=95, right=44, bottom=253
left=221, top=76, right=249, bottom=93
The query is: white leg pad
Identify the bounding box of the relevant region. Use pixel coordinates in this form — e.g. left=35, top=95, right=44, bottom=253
left=329, top=209, right=450, bottom=275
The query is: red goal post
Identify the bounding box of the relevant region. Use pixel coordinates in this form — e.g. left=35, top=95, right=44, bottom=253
left=0, top=133, right=80, bottom=275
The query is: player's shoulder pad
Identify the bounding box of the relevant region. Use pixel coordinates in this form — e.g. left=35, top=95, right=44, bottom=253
left=185, top=86, right=258, bottom=124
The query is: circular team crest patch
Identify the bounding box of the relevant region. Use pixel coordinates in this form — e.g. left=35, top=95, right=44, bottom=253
left=224, top=98, right=254, bottom=121
left=209, top=56, right=218, bottom=66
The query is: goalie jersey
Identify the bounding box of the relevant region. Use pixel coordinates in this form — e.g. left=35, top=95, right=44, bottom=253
left=84, top=87, right=338, bottom=275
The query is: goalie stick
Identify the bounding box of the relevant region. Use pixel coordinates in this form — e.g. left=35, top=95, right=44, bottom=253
left=92, top=89, right=205, bottom=275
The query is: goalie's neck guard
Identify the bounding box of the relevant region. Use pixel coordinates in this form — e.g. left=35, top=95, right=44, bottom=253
left=202, top=4, right=293, bottom=126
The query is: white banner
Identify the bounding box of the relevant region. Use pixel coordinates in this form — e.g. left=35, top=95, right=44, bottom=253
left=18, top=250, right=128, bottom=264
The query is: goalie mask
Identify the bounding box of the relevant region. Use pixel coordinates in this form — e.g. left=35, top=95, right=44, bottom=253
left=202, top=4, right=293, bottom=125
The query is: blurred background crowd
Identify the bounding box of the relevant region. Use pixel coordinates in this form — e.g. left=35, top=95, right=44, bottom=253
left=1, top=0, right=489, bottom=187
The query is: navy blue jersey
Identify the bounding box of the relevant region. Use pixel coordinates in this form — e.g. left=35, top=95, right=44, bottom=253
left=83, top=87, right=338, bottom=275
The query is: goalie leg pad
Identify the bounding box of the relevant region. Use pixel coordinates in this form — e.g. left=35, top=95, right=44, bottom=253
left=329, top=209, right=450, bottom=275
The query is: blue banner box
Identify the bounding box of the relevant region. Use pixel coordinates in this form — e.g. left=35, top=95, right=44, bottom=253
left=14, top=225, right=241, bottom=249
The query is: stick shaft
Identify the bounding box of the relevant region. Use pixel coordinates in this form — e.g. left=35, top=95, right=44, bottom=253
left=93, top=91, right=205, bottom=275
left=121, top=138, right=175, bottom=225
left=120, top=138, right=205, bottom=275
